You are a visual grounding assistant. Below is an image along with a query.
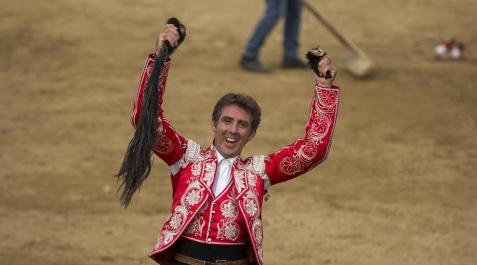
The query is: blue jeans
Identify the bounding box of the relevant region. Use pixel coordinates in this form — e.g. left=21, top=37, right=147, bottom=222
left=242, top=0, right=303, bottom=61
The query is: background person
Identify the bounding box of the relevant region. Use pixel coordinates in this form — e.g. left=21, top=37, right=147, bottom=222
left=239, top=0, right=308, bottom=73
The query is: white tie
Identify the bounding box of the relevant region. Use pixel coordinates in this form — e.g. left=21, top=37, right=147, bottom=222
left=213, top=159, right=232, bottom=196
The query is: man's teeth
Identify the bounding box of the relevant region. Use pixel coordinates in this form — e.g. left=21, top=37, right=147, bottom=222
left=226, top=137, right=238, bottom=143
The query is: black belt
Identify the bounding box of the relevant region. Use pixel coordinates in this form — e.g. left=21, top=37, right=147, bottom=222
left=174, top=253, right=249, bottom=265
left=175, top=237, right=247, bottom=262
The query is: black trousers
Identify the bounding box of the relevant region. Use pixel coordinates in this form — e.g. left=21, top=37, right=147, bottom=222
left=173, top=237, right=248, bottom=264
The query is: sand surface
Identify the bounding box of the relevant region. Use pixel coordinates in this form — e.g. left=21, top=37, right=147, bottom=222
left=1, top=0, right=476, bottom=264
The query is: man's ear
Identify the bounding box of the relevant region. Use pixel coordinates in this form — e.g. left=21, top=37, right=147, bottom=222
left=211, top=121, right=217, bottom=133
left=247, top=130, right=256, bottom=141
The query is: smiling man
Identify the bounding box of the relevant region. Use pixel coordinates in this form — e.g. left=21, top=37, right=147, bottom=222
left=119, top=23, right=340, bottom=265
left=212, top=96, right=259, bottom=159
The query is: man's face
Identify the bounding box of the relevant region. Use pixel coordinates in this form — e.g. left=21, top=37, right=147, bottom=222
left=212, top=104, right=256, bottom=158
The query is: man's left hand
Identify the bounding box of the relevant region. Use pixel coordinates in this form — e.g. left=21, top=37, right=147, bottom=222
left=314, top=55, right=337, bottom=87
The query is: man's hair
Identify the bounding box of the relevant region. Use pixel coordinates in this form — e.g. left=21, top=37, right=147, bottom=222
left=212, top=93, right=261, bottom=132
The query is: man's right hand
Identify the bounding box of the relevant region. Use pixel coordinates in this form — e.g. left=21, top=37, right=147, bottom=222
left=155, top=24, right=181, bottom=55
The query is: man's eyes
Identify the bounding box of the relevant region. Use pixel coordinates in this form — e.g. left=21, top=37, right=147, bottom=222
left=221, top=118, right=249, bottom=128
left=238, top=122, right=249, bottom=128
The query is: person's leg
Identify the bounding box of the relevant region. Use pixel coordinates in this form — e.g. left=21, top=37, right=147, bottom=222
left=281, top=0, right=306, bottom=67
left=242, top=0, right=286, bottom=60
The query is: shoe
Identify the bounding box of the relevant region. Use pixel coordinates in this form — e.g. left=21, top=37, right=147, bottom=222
left=239, top=57, right=271, bottom=73
left=281, top=58, right=308, bottom=69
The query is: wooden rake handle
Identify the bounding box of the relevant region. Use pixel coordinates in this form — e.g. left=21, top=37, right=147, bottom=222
left=300, top=0, right=366, bottom=57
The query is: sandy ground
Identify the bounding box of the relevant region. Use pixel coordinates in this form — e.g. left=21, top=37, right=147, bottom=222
left=1, top=0, right=476, bottom=264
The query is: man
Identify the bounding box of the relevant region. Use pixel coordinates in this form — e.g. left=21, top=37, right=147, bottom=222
left=123, top=23, right=340, bottom=265
left=239, top=0, right=307, bottom=73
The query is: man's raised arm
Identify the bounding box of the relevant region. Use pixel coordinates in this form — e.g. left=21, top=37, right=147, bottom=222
left=265, top=51, right=340, bottom=184
left=131, top=23, right=188, bottom=166
left=115, top=22, right=187, bottom=207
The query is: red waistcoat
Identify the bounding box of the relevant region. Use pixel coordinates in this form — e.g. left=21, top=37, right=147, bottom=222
left=131, top=55, right=340, bottom=265
left=183, top=176, right=248, bottom=245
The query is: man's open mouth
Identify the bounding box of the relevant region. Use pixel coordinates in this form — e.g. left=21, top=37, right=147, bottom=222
left=225, top=137, right=238, bottom=144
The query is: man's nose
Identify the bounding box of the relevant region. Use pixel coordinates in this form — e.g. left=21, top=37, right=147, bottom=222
left=229, top=123, right=239, bottom=133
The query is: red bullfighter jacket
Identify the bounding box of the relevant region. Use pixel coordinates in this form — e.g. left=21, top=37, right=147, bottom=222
left=131, top=55, right=340, bottom=265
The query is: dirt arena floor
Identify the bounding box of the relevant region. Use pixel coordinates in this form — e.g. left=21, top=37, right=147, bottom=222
left=1, top=0, right=476, bottom=264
